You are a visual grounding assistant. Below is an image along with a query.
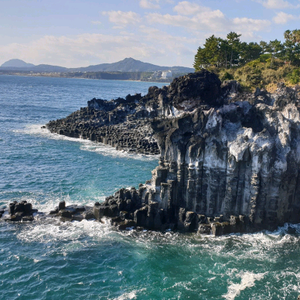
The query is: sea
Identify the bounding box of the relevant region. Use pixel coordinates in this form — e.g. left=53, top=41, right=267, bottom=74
left=0, top=75, right=300, bottom=300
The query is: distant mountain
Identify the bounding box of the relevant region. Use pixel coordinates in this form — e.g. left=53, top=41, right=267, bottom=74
left=71, top=57, right=194, bottom=73
left=1, top=59, right=35, bottom=69
left=0, top=57, right=194, bottom=74
left=32, top=64, right=68, bottom=72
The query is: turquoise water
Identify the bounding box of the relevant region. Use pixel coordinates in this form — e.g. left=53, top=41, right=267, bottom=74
left=1, top=75, right=300, bottom=300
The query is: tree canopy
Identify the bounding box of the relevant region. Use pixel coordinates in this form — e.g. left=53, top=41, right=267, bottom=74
left=194, top=30, right=300, bottom=71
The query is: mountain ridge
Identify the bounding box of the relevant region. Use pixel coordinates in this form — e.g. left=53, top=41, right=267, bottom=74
left=0, top=57, right=194, bottom=73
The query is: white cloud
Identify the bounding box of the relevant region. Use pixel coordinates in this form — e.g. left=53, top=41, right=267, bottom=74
left=232, top=17, right=271, bottom=31
left=146, top=9, right=226, bottom=32
left=273, top=11, right=298, bottom=23
left=139, top=0, right=160, bottom=9
left=0, top=29, right=197, bottom=68
left=146, top=8, right=270, bottom=37
left=173, top=1, right=210, bottom=15
left=0, top=34, right=148, bottom=67
left=102, top=11, right=141, bottom=26
left=139, top=25, right=197, bottom=65
left=254, top=0, right=300, bottom=9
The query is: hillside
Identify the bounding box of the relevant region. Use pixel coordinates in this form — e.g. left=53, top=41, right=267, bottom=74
left=70, top=57, right=194, bottom=73
left=212, top=58, right=300, bottom=92
left=0, top=57, right=194, bottom=74
left=1, top=59, right=35, bottom=69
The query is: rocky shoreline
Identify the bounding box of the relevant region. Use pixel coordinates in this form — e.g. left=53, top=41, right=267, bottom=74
left=23, top=70, right=300, bottom=235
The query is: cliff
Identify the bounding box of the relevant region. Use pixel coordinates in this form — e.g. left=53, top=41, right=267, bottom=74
left=47, top=70, right=300, bottom=235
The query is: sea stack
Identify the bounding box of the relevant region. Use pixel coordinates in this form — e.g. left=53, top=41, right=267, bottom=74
left=47, top=70, right=300, bottom=235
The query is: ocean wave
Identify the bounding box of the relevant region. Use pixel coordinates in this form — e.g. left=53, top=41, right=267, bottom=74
left=16, top=218, right=113, bottom=247
left=15, top=124, right=159, bottom=161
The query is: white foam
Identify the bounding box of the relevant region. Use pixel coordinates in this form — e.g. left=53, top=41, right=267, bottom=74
left=17, top=124, right=158, bottom=161
left=79, top=141, right=159, bottom=161
left=222, top=271, right=266, bottom=300
left=112, top=288, right=146, bottom=300
left=16, top=218, right=113, bottom=248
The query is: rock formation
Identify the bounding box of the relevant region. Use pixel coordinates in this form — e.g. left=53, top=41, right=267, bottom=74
left=46, top=70, right=300, bottom=235
left=1, top=200, right=95, bottom=223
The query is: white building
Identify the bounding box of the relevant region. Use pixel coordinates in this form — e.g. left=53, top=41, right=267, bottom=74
left=161, top=70, right=172, bottom=79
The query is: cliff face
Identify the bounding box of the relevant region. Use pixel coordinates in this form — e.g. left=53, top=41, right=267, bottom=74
left=47, top=70, right=300, bottom=234
left=149, top=83, right=300, bottom=233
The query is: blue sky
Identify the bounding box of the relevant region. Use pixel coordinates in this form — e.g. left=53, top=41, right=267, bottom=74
left=0, top=0, right=300, bottom=68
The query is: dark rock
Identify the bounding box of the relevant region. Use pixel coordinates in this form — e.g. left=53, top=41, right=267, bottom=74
left=59, top=209, right=73, bottom=218
left=10, top=214, right=22, bottom=221
left=84, top=209, right=95, bottom=220
left=168, top=70, right=222, bottom=109
left=184, top=211, right=198, bottom=232
left=72, top=214, right=84, bottom=222
left=134, top=207, right=148, bottom=227
left=93, top=202, right=103, bottom=220
left=50, top=208, right=59, bottom=214
left=45, top=71, right=300, bottom=235
left=58, top=201, right=66, bottom=210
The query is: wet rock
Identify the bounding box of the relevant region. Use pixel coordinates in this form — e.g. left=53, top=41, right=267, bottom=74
left=58, top=201, right=66, bottom=210
left=83, top=209, right=95, bottom=220
left=6, top=201, right=37, bottom=222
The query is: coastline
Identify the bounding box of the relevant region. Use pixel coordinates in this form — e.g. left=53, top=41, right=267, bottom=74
left=0, top=70, right=173, bottom=83
left=45, top=70, right=300, bottom=235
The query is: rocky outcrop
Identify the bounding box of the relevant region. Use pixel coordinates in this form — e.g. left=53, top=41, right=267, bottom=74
left=1, top=201, right=95, bottom=222
left=46, top=70, right=300, bottom=235
left=6, top=201, right=37, bottom=222
left=46, top=93, right=160, bottom=155
left=46, top=70, right=224, bottom=155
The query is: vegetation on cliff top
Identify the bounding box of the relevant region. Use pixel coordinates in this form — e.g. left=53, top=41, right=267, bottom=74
left=194, top=29, right=300, bottom=91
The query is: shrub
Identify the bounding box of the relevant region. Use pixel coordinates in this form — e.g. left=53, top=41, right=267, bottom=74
left=221, top=72, right=234, bottom=81
left=259, top=54, right=272, bottom=62
left=288, top=68, right=300, bottom=84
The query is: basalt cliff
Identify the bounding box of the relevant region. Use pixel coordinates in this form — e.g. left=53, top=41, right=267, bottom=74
left=46, top=70, right=300, bottom=235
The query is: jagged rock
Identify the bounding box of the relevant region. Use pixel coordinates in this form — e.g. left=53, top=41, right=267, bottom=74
left=1, top=201, right=97, bottom=223
left=168, top=71, right=223, bottom=109
left=45, top=70, right=300, bottom=235
left=46, top=70, right=222, bottom=155
left=6, top=201, right=38, bottom=222
left=58, top=201, right=66, bottom=210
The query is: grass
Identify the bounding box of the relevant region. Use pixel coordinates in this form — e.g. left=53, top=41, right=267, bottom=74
left=207, top=59, right=300, bottom=92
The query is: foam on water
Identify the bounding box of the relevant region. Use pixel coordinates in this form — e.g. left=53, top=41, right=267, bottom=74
left=18, top=124, right=159, bottom=161
left=16, top=218, right=113, bottom=246
left=112, top=289, right=146, bottom=300
left=222, top=271, right=266, bottom=300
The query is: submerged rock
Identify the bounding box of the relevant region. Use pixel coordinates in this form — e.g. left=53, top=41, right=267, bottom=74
left=46, top=71, right=300, bottom=235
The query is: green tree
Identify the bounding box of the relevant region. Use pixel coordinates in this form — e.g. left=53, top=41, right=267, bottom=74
left=239, top=42, right=262, bottom=64
left=284, top=29, right=300, bottom=65
left=193, top=46, right=208, bottom=71
left=193, top=35, right=225, bottom=70
left=226, top=32, right=241, bottom=68
left=268, top=39, right=284, bottom=67
left=259, top=41, right=268, bottom=53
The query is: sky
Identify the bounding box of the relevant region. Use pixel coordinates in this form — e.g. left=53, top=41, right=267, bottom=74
left=0, top=0, right=300, bottom=68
